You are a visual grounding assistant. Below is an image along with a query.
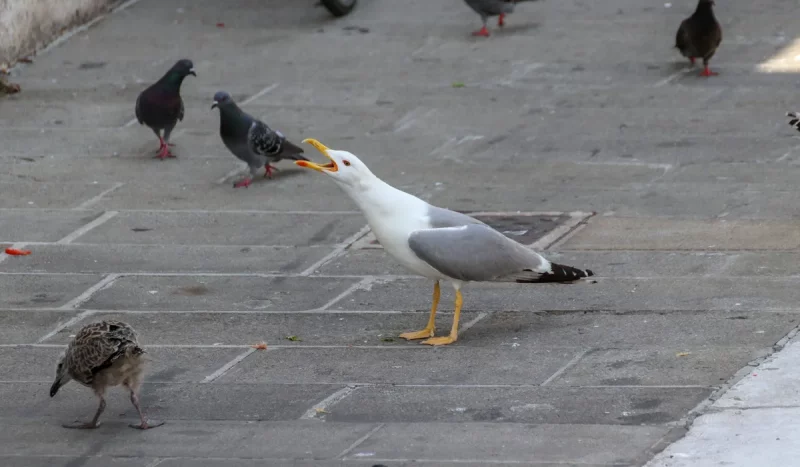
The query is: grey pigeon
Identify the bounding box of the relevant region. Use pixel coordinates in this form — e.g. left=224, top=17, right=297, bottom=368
left=786, top=112, right=800, bottom=134
left=675, top=0, right=722, bottom=77
left=50, top=320, right=163, bottom=430
left=135, top=59, right=195, bottom=159
left=463, top=0, right=539, bottom=37
left=212, top=91, right=309, bottom=188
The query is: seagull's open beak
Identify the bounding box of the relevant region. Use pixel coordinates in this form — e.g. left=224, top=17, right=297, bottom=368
left=211, top=101, right=218, bottom=110
left=189, top=68, right=197, bottom=77
left=296, top=138, right=338, bottom=173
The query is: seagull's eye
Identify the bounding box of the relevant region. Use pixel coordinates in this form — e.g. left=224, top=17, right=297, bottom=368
left=342, top=160, right=351, bottom=167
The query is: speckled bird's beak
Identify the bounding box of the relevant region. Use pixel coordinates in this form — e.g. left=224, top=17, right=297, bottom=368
left=211, top=101, right=218, bottom=110
left=296, top=138, right=338, bottom=173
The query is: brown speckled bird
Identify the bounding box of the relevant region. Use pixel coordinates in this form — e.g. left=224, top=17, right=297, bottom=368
left=50, top=321, right=163, bottom=430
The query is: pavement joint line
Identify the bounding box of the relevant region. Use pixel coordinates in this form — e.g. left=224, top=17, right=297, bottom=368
left=299, top=224, right=372, bottom=276
left=144, top=459, right=166, bottom=467
left=530, top=212, right=595, bottom=251
left=337, top=423, right=386, bottom=459
left=458, top=311, right=489, bottom=337
left=0, top=272, right=419, bottom=280
left=72, top=182, right=125, bottom=210
left=546, top=223, right=588, bottom=251
left=200, top=347, right=258, bottom=384
left=346, top=458, right=621, bottom=465
left=57, top=273, right=120, bottom=310
left=35, top=310, right=95, bottom=344
left=317, top=277, right=380, bottom=311
left=239, top=83, right=281, bottom=107
left=300, top=385, right=359, bottom=420
left=775, top=143, right=800, bottom=163
left=215, top=163, right=248, bottom=184
left=55, top=210, right=118, bottom=244
left=540, top=349, right=590, bottom=387
left=0, top=242, right=26, bottom=265
left=651, top=67, right=697, bottom=88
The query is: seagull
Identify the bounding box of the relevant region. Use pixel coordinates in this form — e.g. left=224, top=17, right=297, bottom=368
left=296, top=139, right=595, bottom=346
left=50, top=320, right=163, bottom=430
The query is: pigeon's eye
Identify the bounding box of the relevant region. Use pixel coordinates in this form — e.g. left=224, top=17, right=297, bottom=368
left=342, top=160, right=351, bottom=167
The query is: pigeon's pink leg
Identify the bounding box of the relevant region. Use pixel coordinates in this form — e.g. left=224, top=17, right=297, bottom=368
left=472, top=26, right=490, bottom=37
left=689, top=57, right=696, bottom=65
left=154, top=137, right=175, bottom=159
left=699, top=66, right=718, bottom=77
left=263, top=165, right=280, bottom=179
left=498, top=13, right=505, bottom=27
left=233, top=177, right=252, bottom=188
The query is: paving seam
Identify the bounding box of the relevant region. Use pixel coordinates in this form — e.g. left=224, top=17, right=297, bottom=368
left=55, top=211, right=118, bottom=244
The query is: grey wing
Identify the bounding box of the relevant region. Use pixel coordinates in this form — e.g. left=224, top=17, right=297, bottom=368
left=408, top=223, right=550, bottom=282
left=426, top=205, right=486, bottom=229
left=247, top=120, right=280, bottom=157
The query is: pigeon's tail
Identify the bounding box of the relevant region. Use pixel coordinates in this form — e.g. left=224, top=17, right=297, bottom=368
left=787, top=112, right=800, bottom=133
left=281, top=140, right=309, bottom=161
left=516, top=262, right=595, bottom=284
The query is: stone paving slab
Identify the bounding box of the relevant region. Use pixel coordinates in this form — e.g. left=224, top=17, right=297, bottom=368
left=0, top=182, right=114, bottom=209
left=0, top=419, right=378, bottom=459
left=0, top=346, right=243, bottom=383
left=44, top=311, right=482, bottom=346
left=0, top=244, right=331, bottom=274
left=0, top=210, right=102, bottom=243
left=78, top=211, right=365, bottom=246
left=332, top=277, right=800, bottom=312
left=326, top=386, right=710, bottom=425
left=0, top=274, right=103, bottom=309
left=83, top=275, right=360, bottom=312
left=465, top=311, right=795, bottom=349
left=564, top=217, right=800, bottom=250
left=555, top=347, right=767, bottom=387
left=0, top=457, right=150, bottom=467
left=218, top=347, right=577, bottom=385
left=0, top=310, right=78, bottom=344
left=0, top=381, right=337, bottom=422
left=353, top=422, right=670, bottom=465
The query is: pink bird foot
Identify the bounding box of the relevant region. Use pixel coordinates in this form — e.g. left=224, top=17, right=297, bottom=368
left=472, top=26, right=490, bottom=37
left=263, top=164, right=280, bottom=179
left=699, top=66, right=718, bottom=77
left=689, top=57, right=696, bottom=65
left=498, top=13, right=505, bottom=28
left=154, top=137, right=176, bottom=159
left=233, top=177, right=252, bottom=188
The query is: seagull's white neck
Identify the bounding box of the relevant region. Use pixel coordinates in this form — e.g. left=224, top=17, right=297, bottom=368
left=335, top=175, right=424, bottom=223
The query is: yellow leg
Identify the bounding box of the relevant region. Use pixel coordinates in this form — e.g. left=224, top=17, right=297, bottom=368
left=399, top=281, right=440, bottom=340
left=422, top=289, right=462, bottom=346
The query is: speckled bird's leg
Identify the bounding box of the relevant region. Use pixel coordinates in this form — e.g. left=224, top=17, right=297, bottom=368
left=400, top=281, right=440, bottom=340
left=63, top=393, right=105, bottom=429
left=128, top=388, right=164, bottom=430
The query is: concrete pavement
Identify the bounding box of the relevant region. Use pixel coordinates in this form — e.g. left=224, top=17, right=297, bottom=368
left=1, top=0, right=800, bottom=465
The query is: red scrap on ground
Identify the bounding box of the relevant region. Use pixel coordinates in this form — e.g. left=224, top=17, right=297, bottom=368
left=4, top=248, right=31, bottom=256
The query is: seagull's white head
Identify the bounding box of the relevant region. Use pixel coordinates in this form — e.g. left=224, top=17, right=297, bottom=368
left=295, top=138, right=376, bottom=190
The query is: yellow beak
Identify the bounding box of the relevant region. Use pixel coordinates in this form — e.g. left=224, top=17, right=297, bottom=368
left=296, top=138, right=338, bottom=172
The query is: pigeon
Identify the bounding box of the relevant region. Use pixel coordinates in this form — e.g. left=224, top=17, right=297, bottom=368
left=134, top=59, right=196, bottom=159
left=212, top=91, right=309, bottom=188
left=50, top=320, right=163, bottom=430
left=787, top=112, right=800, bottom=134
left=463, top=0, right=539, bottom=37
left=296, top=139, right=595, bottom=346
left=675, top=0, right=722, bottom=77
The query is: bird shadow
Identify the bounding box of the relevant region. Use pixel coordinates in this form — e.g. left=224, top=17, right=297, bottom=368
left=494, top=22, right=541, bottom=35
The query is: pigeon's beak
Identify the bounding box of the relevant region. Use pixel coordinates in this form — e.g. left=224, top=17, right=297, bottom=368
left=296, top=138, right=338, bottom=173
left=189, top=68, right=196, bottom=77
left=49, top=379, right=62, bottom=397
left=211, top=101, right=218, bottom=110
